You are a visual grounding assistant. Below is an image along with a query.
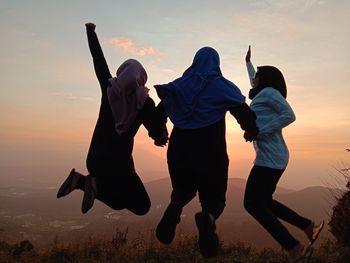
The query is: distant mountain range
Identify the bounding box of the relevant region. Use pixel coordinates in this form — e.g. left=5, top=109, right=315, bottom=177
left=0, top=177, right=338, bottom=249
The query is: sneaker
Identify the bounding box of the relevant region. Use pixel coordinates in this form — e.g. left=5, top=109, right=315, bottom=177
left=156, top=203, right=182, bottom=244
left=195, top=211, right=219, bottom=258
left=304, top=221, right=324, bottom=245
left=288, top=243, right=304, bottom=263
left=81, top=175, right=97, bottom=214
left=57, top=169, right=81, bottom=198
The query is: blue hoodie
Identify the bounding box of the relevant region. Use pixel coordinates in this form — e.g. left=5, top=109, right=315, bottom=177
left=155, top=47, right=245, bottom=129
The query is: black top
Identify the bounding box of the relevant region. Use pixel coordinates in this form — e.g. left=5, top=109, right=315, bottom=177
left=85, top=27, right=167, bottom=175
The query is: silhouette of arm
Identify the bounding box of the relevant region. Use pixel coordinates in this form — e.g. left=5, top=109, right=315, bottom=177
left=86, top=23, right=112, bottom=87
left=245, top=46, right=256, bottom=88
left=229, top=103, right=258, bottom=141
left=246, top=62, right=256, bottom=89
left=141, top=99, right=168, bottom=147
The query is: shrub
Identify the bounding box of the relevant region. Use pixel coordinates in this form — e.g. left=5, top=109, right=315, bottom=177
left=329, top=151, right=350, bottom=247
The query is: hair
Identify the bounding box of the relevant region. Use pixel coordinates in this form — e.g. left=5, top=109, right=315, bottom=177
left=257, top=66, right=287, bottom=98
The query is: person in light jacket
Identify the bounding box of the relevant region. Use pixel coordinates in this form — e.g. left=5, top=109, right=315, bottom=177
left=243, top=46, right=324, bottom=263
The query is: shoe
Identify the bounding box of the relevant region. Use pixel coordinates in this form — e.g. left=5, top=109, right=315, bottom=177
left=195, top=211, right=219, bottom=258
left=288, top=243, right=304, bottom=263
left=81, top=175, right=97, bottom=214
left=57, top=169, right=81, bottom=198
left=156, top=203, right=182, bottom=244
left=304, top=221, right=325, bottom=245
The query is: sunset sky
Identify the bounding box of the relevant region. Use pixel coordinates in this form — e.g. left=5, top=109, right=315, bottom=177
left=0, top=0, right=349, bottom=190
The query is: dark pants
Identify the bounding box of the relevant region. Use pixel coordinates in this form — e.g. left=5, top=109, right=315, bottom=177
left=167, top=119, right=228, bottom=219
left=244, top=165, right=311, bottom=250
left=94, top=170, right=150, bottom=215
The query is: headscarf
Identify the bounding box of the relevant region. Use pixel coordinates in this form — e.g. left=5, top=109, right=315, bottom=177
left=155, top=47, right=245, bottom=129
left=249, top=65, right=287, bottom=99
left=107, top=59, right=149, bottom=135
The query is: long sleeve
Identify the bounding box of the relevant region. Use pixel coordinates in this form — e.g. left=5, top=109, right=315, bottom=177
left=86, top=27, right=112, bottom=88
left=246, top=61, right=256, bottom=88
left=141, top=99, right=168, bottom=145
left=229, top=102, right=258, bottom=137
left=257, top=89, right=296, bottom=139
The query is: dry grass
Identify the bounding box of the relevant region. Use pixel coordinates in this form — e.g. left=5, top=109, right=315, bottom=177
left=1, top=229, right=349, bottom=263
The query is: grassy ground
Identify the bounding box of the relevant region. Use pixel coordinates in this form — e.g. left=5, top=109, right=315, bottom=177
left=0, top=230, right=349, bottom=263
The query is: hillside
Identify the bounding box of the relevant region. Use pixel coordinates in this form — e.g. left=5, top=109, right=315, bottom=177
left=0, top=177, right=337, bottom=248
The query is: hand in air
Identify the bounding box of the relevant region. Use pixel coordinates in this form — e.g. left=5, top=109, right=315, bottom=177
left=245, top=45, right=251, bottom=63
left=85, top=23, right=96, bottom=31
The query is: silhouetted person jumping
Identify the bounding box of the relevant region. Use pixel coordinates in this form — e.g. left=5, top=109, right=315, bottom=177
left=154, top=47, right=258, bottom=258
left=57, top=23, right=167, bottom=215
left=243, top=46, right=324, bottom=263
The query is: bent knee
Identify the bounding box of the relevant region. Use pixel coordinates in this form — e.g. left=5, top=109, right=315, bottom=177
left=129, top=203, right=150, bottom=216
left=128, top=197, right=151, bottom=216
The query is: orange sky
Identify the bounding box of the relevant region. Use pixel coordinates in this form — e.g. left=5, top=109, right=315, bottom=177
left=0, top=1, right=349, bottom=190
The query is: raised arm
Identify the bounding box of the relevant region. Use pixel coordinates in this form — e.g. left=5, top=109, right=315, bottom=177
left=85, top=23, right=112, bottom=88
left=245, top=45, right=256, bottom=88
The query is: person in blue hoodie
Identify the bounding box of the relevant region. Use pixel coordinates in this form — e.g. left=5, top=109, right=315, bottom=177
left=154, top=47, right=258, bottom=258
left=244, top=46, right=324, bottom=263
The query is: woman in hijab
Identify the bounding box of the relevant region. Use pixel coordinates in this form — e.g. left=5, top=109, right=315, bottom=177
left=244, top=46, right=324, bottom=263
left=57, top=23, right=168, bottom=215
left=154, top=47, right=258, bottom=258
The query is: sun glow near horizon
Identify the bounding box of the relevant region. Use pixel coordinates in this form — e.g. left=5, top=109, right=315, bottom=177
left=0, top=0, right=349, bottom=189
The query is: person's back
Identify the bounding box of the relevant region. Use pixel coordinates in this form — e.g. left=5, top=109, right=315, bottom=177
left=57, top=23, right=167, bottom=216
left=154, top=46, right=258, bottom=258
left=168, top=118, right=227, bottom=174
left=250, top=87, right=294, bottom=169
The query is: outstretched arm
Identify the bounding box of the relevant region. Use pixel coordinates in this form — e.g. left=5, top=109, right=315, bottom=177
left=85, top=23, right=112, bottom=88
left=141, top=99, right=168, bottom=147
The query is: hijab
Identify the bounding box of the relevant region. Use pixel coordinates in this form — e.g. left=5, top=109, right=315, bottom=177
left=155, top=47, right=245, bottom=129
left=107, top=59, right=149, bottom=135
left=249, top=65, right=287, bottom=99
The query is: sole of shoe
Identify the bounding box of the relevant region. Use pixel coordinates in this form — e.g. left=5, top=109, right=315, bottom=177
left=57, top=169, right=77, bottom=198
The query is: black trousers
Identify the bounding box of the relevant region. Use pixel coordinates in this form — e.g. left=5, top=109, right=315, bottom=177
left=244, top=165, right=311, bottom=250
left=167, top=119, right=228, bottom=219
left=94, top=170, right=150, bottom=215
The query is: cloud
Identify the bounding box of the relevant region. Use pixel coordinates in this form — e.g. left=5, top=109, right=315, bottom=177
left=250, top=0, right=327, bottom=10
left=52, top=92, right=95, bottom=102
left=104, top=37, right=162, bottom=57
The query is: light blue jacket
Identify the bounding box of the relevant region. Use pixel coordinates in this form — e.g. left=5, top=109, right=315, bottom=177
left=247, top=62, right=296, bottom=169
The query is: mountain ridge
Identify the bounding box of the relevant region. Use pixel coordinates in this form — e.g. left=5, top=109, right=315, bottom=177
left=0, top=176, right=336, bottom=248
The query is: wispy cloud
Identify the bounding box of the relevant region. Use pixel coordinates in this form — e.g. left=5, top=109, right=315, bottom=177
left=104, top=37, right=162, bottom=57
left=52, top=92, right=95, bottom=102
left=250, top=0, right=327, bottom=10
